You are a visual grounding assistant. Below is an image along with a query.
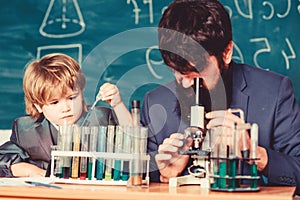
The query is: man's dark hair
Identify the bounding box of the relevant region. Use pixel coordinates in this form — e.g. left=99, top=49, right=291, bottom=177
left=158, top=0, right=232, bottom=74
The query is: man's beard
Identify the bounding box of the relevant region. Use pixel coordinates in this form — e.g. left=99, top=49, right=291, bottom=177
left=175, top=81, right=211, bottom=125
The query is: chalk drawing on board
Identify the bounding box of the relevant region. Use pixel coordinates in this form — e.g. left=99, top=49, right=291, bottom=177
left=232, top=42, right=244, bottom=64
left=145, top=45, right=164, bottom=79
left=127, top=0, right=141, bottom=24
left=126, top=0, right=154, bottom=24
left=234, top=0, right=253, bottom=19
left=37, top=44, right=82, bottom=65
left=143, top=0, right=154, bottom=23
left=39, top=0, right=85, bottom=38
left=281, top=38, right=296, bottom=70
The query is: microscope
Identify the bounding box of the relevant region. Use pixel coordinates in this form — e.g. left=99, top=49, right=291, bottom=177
left=169, top=77, right=211, bottom=187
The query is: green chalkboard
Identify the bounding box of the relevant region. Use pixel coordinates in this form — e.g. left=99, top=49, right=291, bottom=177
left=0, top=0, right=299, bottom=129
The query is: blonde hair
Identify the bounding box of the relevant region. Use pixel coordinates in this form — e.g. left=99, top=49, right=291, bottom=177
left=23, top=53, right=86, bottom=118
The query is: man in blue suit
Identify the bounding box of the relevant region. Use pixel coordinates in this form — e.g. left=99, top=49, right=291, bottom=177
left=141, top=0, right=300, bottom=194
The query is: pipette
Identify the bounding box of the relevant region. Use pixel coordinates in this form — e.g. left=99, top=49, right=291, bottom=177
left=81, top=89, right=103, bottom=126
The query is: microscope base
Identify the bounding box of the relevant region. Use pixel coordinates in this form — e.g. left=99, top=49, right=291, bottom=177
left=169, top=175, right=210, bottom=188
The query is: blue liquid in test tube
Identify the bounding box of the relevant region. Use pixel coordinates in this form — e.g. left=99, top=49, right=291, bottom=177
left=96, top=126, right=107, bottom=180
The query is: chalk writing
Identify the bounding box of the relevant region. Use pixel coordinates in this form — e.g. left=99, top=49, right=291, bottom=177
left=234, top=0, right=253, bottom=19
left=249, top=37, right=271, bottom=70
left=126, top=0, right=141, bottom=24
left=262, top=0, right=291, bottom=20
left=145, top=45, right=164, bottom=79
left=232, top=43, right=244, bottom=64
left=281, top=38, right=296, bottom=70
left=126, top=0, right=153, bottom=24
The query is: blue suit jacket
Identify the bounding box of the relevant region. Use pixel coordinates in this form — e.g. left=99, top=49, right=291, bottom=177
left=0, top=106, right=118, bottom=177
left=142, top=62, right=300, bottom=193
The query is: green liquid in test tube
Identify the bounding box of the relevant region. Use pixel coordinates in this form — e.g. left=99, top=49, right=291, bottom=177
left=228, top=125, right=237, bottom=190
left=88, top=126, right=98, bottom=180
left=113, top=126, right=123, bottom=180
left=218, top=131, right=227, bottom=189
left=218, top=161, right=227, bottom=188
left=228, top=159, right=237, bottom=189
left=250, top=163, right=258, bottom=188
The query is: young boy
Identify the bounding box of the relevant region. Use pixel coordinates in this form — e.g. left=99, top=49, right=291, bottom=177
left=0, top=53, right=131, bottom=177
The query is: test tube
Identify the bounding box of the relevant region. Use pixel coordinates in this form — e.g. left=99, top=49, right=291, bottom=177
left=96, top=125, right=107, bottom=180
left=105, top=125, right=115, bottom=180
left=131, top=100, right=140, bottom=126
left=140, top=127, right=148, bottom=176
left=129, top=126, right=143, bottom=186
left=218, top=128, right=227, bottom=189
left=113, top=125, right=123, bottom=180
left=237, top=123, right=251, bottom=185
left=59, top=122, right=73, bottom=179
left=88, top=126, right=98, bottom=180
left=241, top=128, right=249, bottom=159
left=71, top=125, right=81, bottom=179
left=51, top=145, right=62, bottom=178
left=80, top=126, right=90, bottom=180
left=122, top=126, right=132, bottom=181
left=207, top=128, right=218, bottom=188
left=228, top=126, right=237, bottom=189
left=129, top=100, right=143, bottom=186
left=250, top=123, right=258, bottom=188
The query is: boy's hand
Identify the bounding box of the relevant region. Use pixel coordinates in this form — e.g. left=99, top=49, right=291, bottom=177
left=99, top=83, right=122, bottom=108
left=11, top=162, right=46, bottom=177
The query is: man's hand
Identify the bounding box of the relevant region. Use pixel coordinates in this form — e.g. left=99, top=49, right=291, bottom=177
left=155, top=133, right=192, bottom=182
left=206, top=110, right=268, bottom=172
left=205, top=110, right=244, bottom=129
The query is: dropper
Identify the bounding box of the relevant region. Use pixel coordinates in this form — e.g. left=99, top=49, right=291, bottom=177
left=81, top=89, right=103, bottom=126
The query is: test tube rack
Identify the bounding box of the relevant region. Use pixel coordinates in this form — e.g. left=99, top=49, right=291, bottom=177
left=207, top=109, right=260, bottom=192
left=209, top=156, right=260, bottom=192
left=49, top=150, right=150, bottom=186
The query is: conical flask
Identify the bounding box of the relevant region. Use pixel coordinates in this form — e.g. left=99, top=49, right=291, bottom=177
left=39, top=0, right=85, bottom=38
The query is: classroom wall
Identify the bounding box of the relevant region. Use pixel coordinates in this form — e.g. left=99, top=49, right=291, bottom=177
left=0, top=0, right=299, bottom=129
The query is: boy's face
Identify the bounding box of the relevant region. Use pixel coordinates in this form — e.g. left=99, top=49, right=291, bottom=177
left=34, top=87, right=84, bottom=126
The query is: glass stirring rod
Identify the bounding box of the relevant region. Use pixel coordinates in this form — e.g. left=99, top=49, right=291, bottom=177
left=81, top=90, right=103, bottom=126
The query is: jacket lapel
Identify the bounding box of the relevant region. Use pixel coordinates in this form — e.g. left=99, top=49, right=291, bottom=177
left=231, top=63, right=249, bottom=121
left=35, top=119, right=56, bottom=160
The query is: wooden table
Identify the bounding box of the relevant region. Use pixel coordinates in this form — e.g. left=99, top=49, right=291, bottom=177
left=0, top=182, right=295, bottom=200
